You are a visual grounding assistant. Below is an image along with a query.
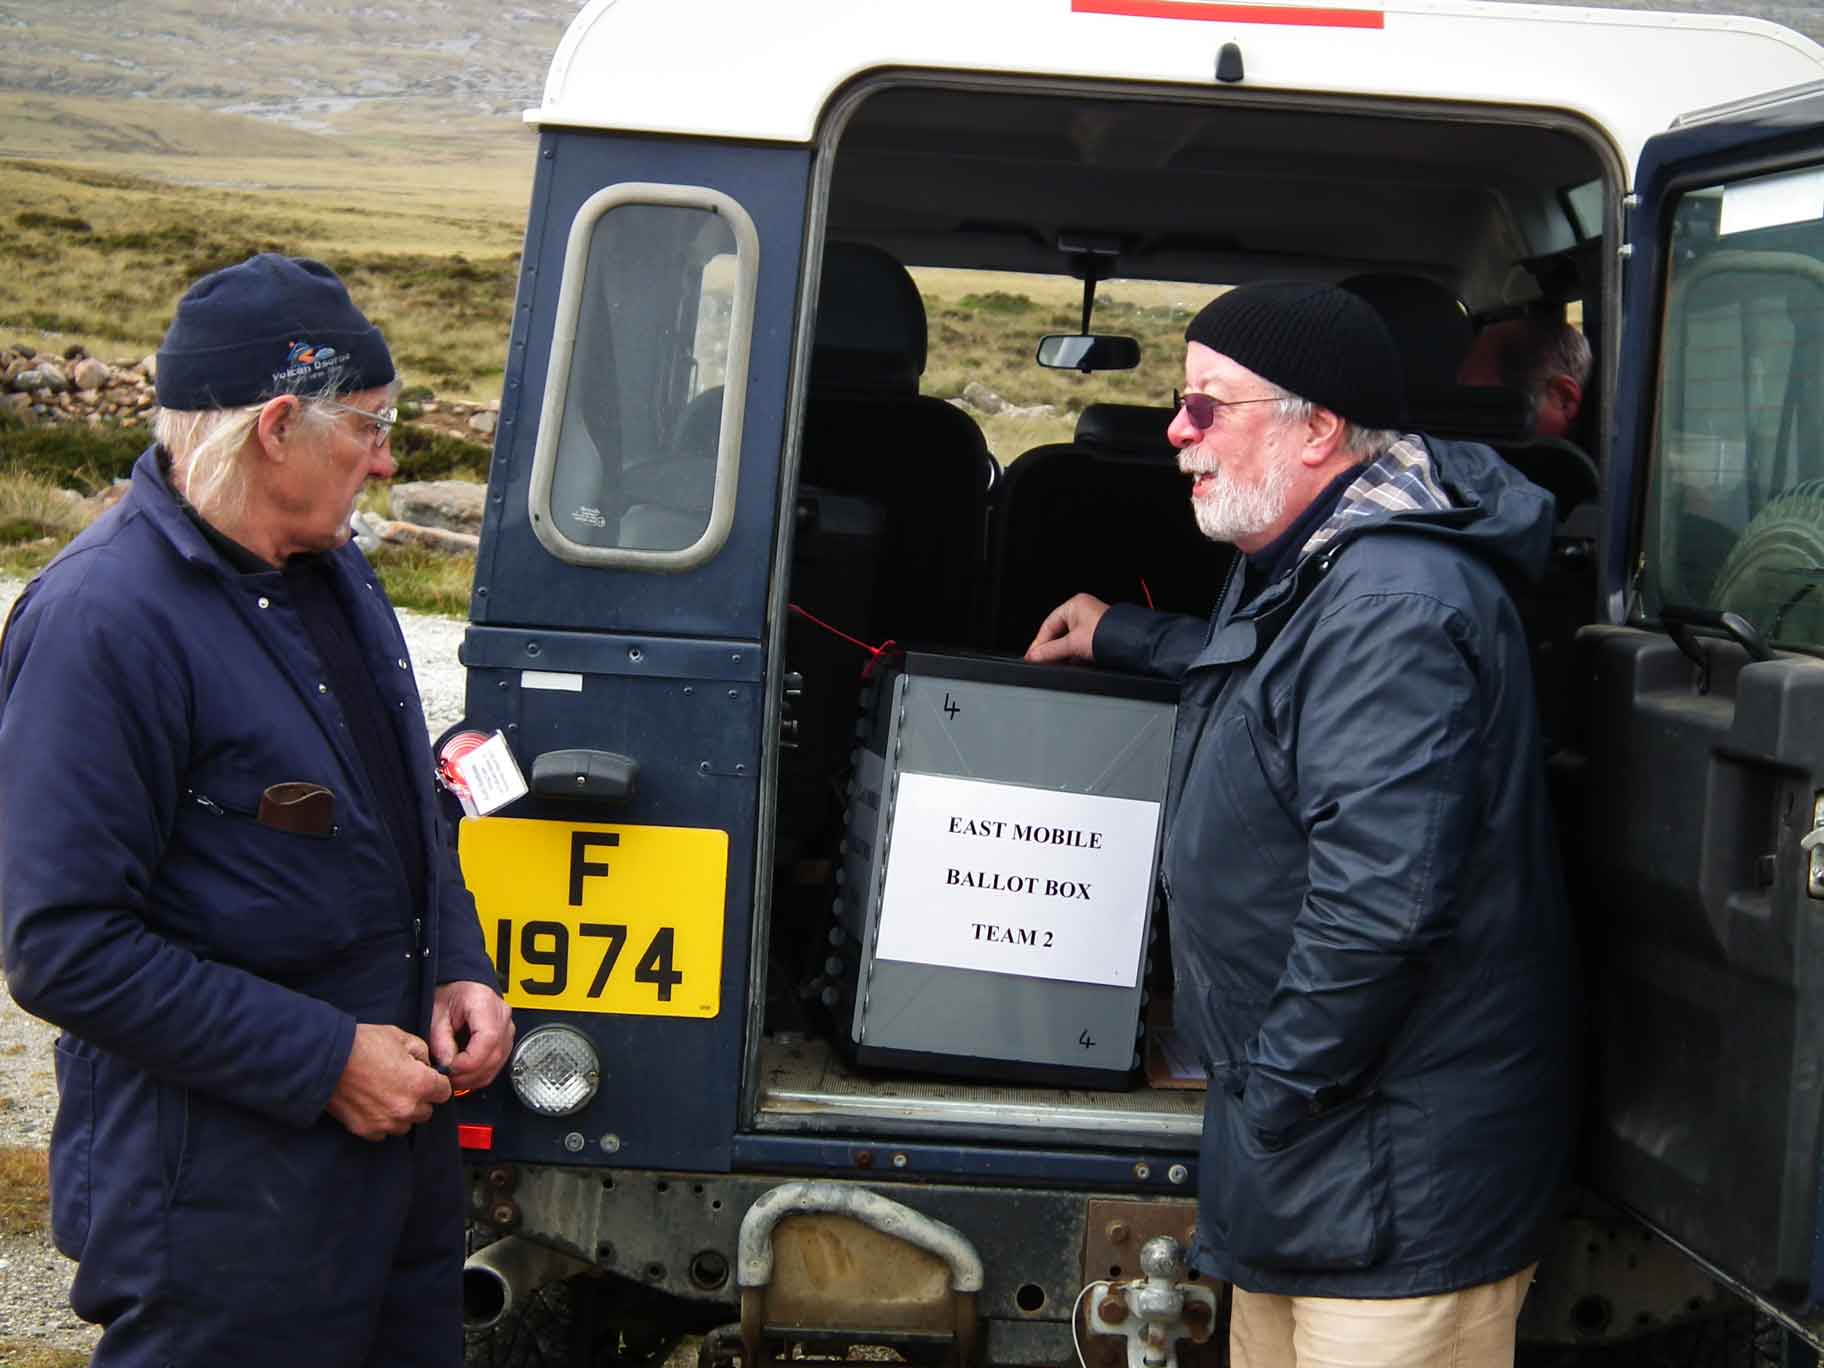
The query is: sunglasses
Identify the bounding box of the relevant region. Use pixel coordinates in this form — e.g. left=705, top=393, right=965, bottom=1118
left=319, top=399, right=400, bottom=449
left=1173, top=389, right=1282, bottom=432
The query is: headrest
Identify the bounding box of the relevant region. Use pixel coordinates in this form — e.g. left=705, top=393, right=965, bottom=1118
left=811, top=242, right=927, bottom=391
left=1339, top=273, right=1473, bottom=391
left=1405, top=384, right=1534, bottom=443
left=1074, top=404, right=1178, bottom=461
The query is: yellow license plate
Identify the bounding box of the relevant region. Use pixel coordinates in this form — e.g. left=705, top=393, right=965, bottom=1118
left=458, top=816, right=728, bottom=1018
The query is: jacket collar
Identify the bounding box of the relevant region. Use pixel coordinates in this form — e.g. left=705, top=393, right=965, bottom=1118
left=131, top=446, right=288, bottom=585
left=1187, top=438, right=1459, bottom=672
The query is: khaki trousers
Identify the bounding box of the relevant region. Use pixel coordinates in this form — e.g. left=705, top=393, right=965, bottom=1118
left=1229, top=1265, right=1537, bottom=1368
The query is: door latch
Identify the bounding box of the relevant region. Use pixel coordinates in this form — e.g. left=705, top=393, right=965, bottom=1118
left=1800, top=793, right=1824, bottom=898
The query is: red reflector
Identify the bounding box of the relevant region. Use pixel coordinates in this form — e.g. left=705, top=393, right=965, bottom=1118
left=458, top=1124, right=494, bottom=1150
left=1072, top=0, right=1384, bottom=29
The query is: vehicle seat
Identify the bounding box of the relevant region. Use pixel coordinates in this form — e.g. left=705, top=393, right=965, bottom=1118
left=618, top=384, right=724, bottom=549
left=1340, top=272, right=1473, bottom=389
left=798, top=242, right=998, bottom=648
left=1341, top=272, right=1600, bottom=518
left=984, top=403, right=1230, bottom=653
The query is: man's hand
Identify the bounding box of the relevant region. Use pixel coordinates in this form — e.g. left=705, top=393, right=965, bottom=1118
left=1025, top=594, right=1111, bottom=665
left=431, top=980, right=514, bottom=1091
left=327, top=1024, right=452, bottom=1140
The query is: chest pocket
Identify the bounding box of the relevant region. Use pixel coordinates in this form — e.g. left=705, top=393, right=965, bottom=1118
left=165, top=777, right=361, bottom=975
left=1171, top=710, right=1302, bottom=882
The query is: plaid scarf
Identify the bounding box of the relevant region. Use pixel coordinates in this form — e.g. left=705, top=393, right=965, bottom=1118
left=1301, top=435, right=1453, bottom=558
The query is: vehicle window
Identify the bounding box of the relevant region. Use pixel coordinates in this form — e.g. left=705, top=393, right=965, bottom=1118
left=529, top=184, right=758, bottom=569
left=1640, top=166, right=1824, bottom=648
left=907, top=266, right=1211, bottom=464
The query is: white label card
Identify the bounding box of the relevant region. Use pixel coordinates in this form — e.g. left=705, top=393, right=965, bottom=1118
left=452, top=731, right=530, bottom=817
left=1720, top=168, right=1824, bottom=237
left=872, top=772, right=1160, bottom=988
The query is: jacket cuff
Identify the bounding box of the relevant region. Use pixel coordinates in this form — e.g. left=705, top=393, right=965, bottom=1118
left=299, top=1007, right=360, bottom=1128
left=1092, top=603, right=1163, bottom=672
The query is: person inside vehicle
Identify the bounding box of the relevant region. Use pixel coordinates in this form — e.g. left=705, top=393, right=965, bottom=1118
left=1457, top=315, right=1592, bottom=442
left=0, top=254, right=512, bottom=1368
left=1026, top=282, right=1570, bottom=1368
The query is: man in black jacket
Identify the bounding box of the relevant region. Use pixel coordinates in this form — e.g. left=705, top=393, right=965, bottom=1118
left=1028, top=282, right=1569, bottom=1367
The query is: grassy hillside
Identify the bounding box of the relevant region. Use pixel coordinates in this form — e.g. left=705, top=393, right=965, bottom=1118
left=2, top=124, right=532, bottom=395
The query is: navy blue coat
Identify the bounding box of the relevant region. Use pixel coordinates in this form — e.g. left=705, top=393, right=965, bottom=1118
left=0, top=449, right=495, bottom=1365
left=1095, top=436, right=1571, bottom=1298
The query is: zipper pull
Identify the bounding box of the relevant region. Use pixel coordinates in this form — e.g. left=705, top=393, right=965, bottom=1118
left=187, top=790, right=224, bottom=816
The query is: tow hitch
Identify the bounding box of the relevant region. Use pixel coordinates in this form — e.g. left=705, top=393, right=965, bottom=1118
left=1083, top=1237, right=1219, bottom=1368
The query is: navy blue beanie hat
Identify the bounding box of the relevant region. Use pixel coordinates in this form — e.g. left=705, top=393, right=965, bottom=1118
left=1184, top=282, right=1406, bottom=430
left=155, top=253, right=394, bottom=411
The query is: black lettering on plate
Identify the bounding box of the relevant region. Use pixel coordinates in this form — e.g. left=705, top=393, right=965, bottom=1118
left=635, top=926, right=685, bottom=1001
left=568, top=831, right=621, bottom=906
left=519, top=919, right=569, bottom=996
left=580, top=923, right=628, bottom=997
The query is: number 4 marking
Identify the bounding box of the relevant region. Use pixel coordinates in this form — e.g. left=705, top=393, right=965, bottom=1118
left=635, top=927, right=684, bottom=1001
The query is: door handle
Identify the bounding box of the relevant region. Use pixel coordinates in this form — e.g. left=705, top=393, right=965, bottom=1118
left=529, top=749, right=638, bottom=801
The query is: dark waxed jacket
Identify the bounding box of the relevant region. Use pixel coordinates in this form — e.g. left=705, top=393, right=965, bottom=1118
left=1095, top=434, right=1571, bottom=1298
left=0, top=449, right=494, bottom=1361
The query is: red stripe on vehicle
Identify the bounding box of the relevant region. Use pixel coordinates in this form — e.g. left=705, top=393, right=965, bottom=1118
left=1072, top=0, right=1383, bottom=29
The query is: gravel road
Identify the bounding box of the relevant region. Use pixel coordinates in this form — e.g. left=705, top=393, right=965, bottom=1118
left=0, top=571, right=472, bottom=1356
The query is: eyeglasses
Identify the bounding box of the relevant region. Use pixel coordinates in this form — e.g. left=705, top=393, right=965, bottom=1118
left=319, top=399, right=399, bottom=448
left=1173, top=389, right=1282, bottom=432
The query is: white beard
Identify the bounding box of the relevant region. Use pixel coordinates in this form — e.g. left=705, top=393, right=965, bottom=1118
left=1188, top=454, right=1294, bottom=543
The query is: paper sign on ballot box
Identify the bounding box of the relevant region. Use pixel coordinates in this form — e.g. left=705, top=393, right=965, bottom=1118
left=872, top=771, right=1161, bottom=988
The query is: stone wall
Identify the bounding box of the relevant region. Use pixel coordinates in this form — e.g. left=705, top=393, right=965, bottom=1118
left=2, top=343, right=157, bottom=429
left=1, top=342, right=502, bottom=439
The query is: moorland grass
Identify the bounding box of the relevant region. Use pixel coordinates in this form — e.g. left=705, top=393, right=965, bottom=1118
left=0, top=453, right=481, bottom=617
left=0, top=1341, right=89, bottom=1368
left=0, top=415, right=145, bottom=491
left=0, top=155, right=523, bottom=397
left=0, top=1145, right=49, bottom=1236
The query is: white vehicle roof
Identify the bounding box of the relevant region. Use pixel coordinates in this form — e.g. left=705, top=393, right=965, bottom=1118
left=532, top=0, right=1824, bottom=181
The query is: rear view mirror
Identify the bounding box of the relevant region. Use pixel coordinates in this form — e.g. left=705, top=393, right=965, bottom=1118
left=1036, top=334, right=1141, bottom=372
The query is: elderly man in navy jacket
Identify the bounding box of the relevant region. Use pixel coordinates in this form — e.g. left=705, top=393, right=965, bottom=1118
left=1029, top=283, right=1570, bottom=1367
left=0, top=254, right=513, bottom=1366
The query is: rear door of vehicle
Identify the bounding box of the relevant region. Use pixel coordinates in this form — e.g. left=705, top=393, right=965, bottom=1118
left=456, top=129, right=810, bottom=1172
left=1582, top=85, right=1824, bottom=1335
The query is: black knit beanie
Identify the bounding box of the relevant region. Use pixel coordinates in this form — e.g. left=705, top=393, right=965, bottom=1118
left=1184, top=282, right=1405, bottom=430
left=155, top=254, right=394, bottom=411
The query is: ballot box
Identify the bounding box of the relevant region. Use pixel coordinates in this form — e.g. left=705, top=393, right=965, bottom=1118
left=834, top=650, right=1178, bottom=1088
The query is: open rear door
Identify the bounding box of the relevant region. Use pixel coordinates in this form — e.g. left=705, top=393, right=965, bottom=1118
left=1582, top=84, right=1824, bottom=1338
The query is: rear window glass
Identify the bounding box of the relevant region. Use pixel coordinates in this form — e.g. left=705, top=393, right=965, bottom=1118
left=1640, top=167, right=1824, bottom=649
left=529, top=185, right=758, bottom=569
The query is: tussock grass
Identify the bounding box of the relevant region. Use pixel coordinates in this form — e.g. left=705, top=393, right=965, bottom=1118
left=0, top=1342, right=90, bottom=1368
left=0, top=1146, right=50, bottom=1236
left=367, top=544, right=476, bottom=618
left=390, top=426, right=491, bottom=484
left=0, top=469, right=97, bottom=577
left=0, top=472, right=93, bottom=542
left=0, top=418, right=143, bottom=493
